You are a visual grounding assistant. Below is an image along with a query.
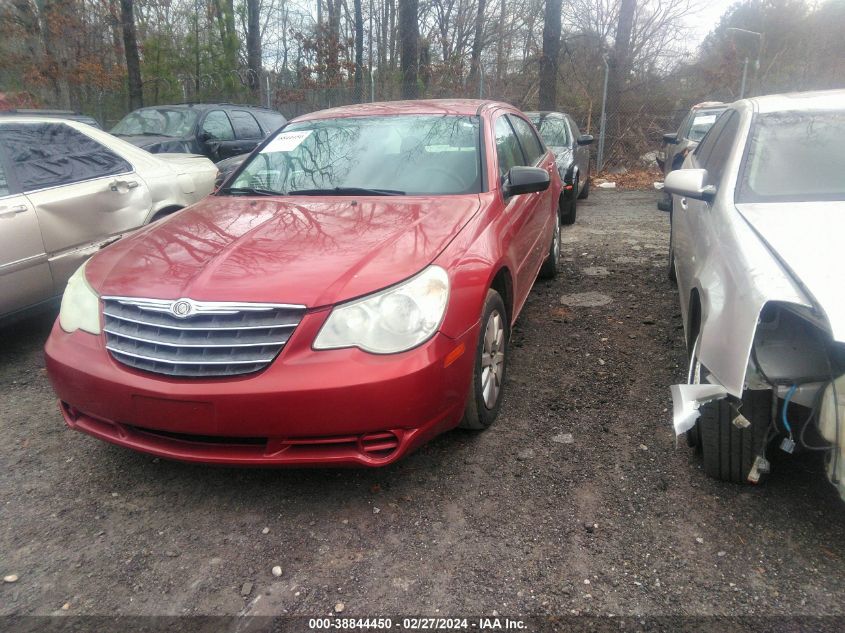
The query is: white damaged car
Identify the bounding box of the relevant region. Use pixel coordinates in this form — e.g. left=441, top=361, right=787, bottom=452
left=666, top=90, right=845, bottom=498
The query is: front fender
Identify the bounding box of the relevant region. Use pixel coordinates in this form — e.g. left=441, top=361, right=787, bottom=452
left=691, top=207, right=810, bottom=397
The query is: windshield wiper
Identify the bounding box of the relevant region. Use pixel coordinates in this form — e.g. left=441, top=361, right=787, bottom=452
left=286, top=187, right=406, bottom=196
left=219, top=186, right=282, bottom=197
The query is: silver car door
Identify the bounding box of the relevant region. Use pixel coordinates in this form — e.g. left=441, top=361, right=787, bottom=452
left=0, top=151, right=52, bottom=318
left=672, top=112, right=737, bottom=328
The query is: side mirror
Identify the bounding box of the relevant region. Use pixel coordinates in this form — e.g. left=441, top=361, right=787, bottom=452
left=663, top=132, right=679, bottom=145
left=199, top=131, right=214, bottom=143
left=577, top=134, right=594, bottom=146
left=502, top=166, right=550, bottom=197
left=663, top=168, right=716, bottom=202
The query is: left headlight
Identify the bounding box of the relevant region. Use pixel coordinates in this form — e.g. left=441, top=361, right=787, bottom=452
left=314, top=265, right=450, bottom=354
left=59, top=261, right=101, bottom=335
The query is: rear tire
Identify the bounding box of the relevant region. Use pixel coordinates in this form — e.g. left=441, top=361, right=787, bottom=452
left=459, top=290, right=509, bottom=431
left=699, top=389, right=771, bottom=484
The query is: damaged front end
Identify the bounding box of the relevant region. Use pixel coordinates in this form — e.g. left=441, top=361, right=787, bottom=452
left=671, top=302, right=845, bottom=498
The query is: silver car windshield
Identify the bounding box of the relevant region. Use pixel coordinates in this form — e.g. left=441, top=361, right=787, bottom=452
left=738, top=109, right=845, bottom=203
left=229, top=115, right=482, bottom=196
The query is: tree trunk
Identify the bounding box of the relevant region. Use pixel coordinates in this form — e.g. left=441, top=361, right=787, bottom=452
left=354, top=0, right=364, bottom=100
left=467, top=0, right=486, bottom=90
left=120, top=0, right=143, bottom=110
left=246, top=0, right=262, bottom=94
left=398, top=0, right=419, bottom=98
left=606, top=0, right=636, bottom=146
left=538, top=0, right=562, bottom=110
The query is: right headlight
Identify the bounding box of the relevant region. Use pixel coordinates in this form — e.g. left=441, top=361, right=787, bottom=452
left=59, top=261, right=101, bottom=335
left=313, top=266, right=450, bottom=354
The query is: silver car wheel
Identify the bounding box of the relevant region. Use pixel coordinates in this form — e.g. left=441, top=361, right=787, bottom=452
left=480, top=310, right=505, bottom=409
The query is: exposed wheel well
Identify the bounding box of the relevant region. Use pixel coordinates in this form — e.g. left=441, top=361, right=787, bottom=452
left=490, top=267, right=514, bottom=323
left=149, top=206, right=183, bottom=223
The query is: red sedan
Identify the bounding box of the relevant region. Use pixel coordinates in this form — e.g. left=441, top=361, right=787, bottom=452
left=45, top=100, right=563, bottom=466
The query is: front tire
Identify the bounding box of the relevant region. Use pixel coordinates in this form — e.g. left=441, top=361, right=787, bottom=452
left=699, top=390, right=771, bottom=484
left=459, top=290, right=509, bottom=431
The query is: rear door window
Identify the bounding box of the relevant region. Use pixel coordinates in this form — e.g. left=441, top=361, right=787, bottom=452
left=0, top=123, right=132, bottom=192
left=509, top=115, right=545, bottom=165
left=202, top=110, right=235, bottom=141
left=254, top=111, right=287, bottom=136
left=230, top=111, right=263, bottom=140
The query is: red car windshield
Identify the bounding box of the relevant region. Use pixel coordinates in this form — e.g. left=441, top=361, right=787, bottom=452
left=228, top=115, right=482, bottom=196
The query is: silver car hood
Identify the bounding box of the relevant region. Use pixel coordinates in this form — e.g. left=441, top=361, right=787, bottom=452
left=736, top=201, right=845, bottom=341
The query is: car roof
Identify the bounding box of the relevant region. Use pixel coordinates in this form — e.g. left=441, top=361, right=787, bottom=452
left=691, top=101, right=725, bottom=110
left=746, top=89, right=845, bottom=114
left=523, top=111, right=569, bottom=118
left=0, top=115, right=89, bottom=125
left=293, top=99, right=508, bottom=121
left=127, top=103, right=280, bottom=112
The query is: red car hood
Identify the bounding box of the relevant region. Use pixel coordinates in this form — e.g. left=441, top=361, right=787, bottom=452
left=87, top=194, right=481, bottom=307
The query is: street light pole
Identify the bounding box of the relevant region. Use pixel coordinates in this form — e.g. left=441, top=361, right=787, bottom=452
left=726, top=28, right=763, bottom=97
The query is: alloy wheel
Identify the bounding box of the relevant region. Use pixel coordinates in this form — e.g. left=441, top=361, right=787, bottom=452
left=481, top=310, right=506, bottom=409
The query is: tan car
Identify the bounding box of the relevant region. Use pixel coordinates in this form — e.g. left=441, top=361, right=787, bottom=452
left=0, top=116, right=217, bottom=322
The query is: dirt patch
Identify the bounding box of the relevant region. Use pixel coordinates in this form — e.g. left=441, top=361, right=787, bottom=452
left=1, top=190, right=844, bottom=619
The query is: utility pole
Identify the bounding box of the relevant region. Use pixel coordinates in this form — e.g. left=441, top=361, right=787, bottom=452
left=727, top=28, right=763, bottom=97
left=597, top=57, right=609, bottom=173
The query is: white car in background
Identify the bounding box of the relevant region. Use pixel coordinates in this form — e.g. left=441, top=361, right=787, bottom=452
left=666, top=90, right=845, bottom=499
left=0, top=116, right=217, bottom=322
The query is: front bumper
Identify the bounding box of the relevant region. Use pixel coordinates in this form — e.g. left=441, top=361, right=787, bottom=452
left=45, top=309, right=477, bottom=467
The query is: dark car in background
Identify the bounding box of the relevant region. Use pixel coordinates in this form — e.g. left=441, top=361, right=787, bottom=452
left=111, top=103, right=286, bottom=162
left=0, top=109, right=101, bottom=129
left=214, top=152, right=250, bottom=189
left=526, top=111, right=592, bottom=224
left=656, top=101, right=726, bottom=211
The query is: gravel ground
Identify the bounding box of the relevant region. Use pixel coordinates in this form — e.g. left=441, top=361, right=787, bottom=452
left=1, top=189, right=844, bottom=621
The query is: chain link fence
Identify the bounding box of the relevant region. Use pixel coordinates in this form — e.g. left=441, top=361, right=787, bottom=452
left=6, top=62, right=726, bottom=173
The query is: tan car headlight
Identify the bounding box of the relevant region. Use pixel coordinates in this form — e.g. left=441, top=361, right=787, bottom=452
left=59, top=261, right=101, bottom=335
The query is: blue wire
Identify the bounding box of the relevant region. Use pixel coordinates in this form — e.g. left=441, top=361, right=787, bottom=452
left=782, top=384, right=797, bottom=437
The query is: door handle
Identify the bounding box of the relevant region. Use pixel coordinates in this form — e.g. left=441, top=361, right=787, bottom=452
left=0, top=204, right=28, bottom=215
left=110, top=180, right=140, bottom=192
left=679, top=197, right=688, bottom=210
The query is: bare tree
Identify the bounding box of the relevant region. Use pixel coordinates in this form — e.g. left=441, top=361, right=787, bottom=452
left=399, top=0, right=419, bottom=98
left=467, top=0, right=487, bottom=91
left=354, top=0, right=364, bottom=100
left=539, top=0, right=562, bottom=110
left=246, top=0, right=262, bottom=94
left=606, top=0, right=636, bottom=135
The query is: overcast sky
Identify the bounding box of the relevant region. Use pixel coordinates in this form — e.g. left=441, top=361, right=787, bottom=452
left=685, top=0, right=738, bottom=47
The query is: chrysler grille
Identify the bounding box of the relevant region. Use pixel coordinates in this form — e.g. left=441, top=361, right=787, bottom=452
left=102, top=297, right=306, bottom=377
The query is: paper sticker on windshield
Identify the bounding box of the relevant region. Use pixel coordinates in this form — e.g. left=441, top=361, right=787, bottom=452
left=262, top=130, right=312, bottom=153
left=693, top=115, right=717, bottom=126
